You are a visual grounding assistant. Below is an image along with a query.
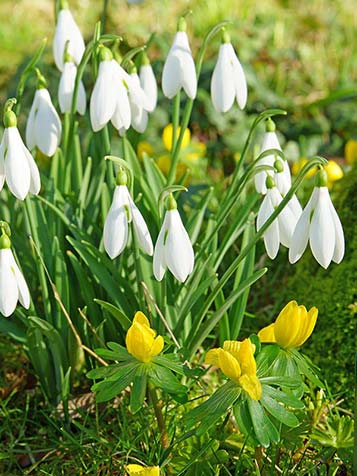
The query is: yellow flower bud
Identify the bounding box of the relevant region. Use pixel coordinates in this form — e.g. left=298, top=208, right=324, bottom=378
left=258, top=301, right=318, bottom=349
left=137, top=141, right=154, bottom=160
left=205, top=338, right=262, bottom=400
left=126, top=464, right=160, bottom=476
left=345, top=138, right=357, bottom=165
left=126, top=312, right=164, bottom=363
left=162, top=124, right=191, bottom=151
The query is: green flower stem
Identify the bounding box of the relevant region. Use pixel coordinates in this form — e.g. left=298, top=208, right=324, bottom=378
left=101, top=0, right=110, bottom=34
left=187, top=156, right=326, bottom=357
left=102, top=126, right=114, bottom=188
left=170, top=91, right=181, bottom=160
left=166, top=21, right=231, bottom=185
left=148, top=384, right=170, bottom=450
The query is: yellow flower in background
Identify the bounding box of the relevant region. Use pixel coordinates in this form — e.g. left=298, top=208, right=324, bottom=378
left=137, top=141, right=154, bottom=160
left=258, top=301, right=318, bottom=349
left=157, top=154, right=188, bottom=178
left=126, top=464, right=160, bottom=476
left=186, top=140, right=207, bottom=162
left=162, top=123, right=191, bottom=151
left=292, top=158, right=343, bottom=186
left=345, top=138, right=357, bottom=165
left=126, top=312, right=164, bottom=363
left=205, top=338, right=262, bottom=400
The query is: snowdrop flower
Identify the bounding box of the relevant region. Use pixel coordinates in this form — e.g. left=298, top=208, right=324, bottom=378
left=257, top=176, right=300, bottom=259
left=0, top=226, right=30, bottom=317
left=103, top=170, right=153, bottom=259
left=26, top=71, right=62, bottom=157
left=153, top=194, right=194, bottom=282
left=289, top=169, right=344, bottom=268
left=0, top=100, right=40, bottom=200
left=139, top=53, right=157, bottom=112
left=254, top=118, right=291, bottom=195
left=58, top=51, right=86, bottom=115
left=53, top=0, right=85, bottom=71
left=162, top=17, right=197, bottom=100
left=211, top=29, right=247, bottom=113
left=273, top=158, right=302, bottom=217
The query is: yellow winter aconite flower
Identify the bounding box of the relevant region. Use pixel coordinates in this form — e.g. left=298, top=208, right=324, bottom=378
left=345, top=138, right=357, bottom=165
left=291, top=158, right=315, bottom=178
left=205, top=338, right=262, bottom=400
left=162, top=123, right=191, bottom=151
left=258, top=301, right=318, bottom=349
left=324, top=160, right=343, bottom=183
left=137, top=141, right=154, bottom=160
left=126, top=312, right=164, bottom=363
left=125, top=464, right=160, bottom=476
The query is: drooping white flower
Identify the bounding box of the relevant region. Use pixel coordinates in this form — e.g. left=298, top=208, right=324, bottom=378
left=257, top=177, right=301, bottom=260
left=254, top=118, right=291, bottom=195
left=139, top=54, right=157, bottom=113
left=162, top=18, right=197, bottom=100
left=289, top=169, right=344, bottom=268
left=53, top=4, right=85, bottom=71
left=26, top=76, right=62, bottom=157
left=103, top=171, right=153, bottom=259
left=0, top=104, right=40, bottom=200
left=153, top=194, right=194, bottom=282
left=211, top=30, right=247, bottom=113
left=58, top=58, right=86, bottom=115
left=0, top=231, right=30, bottom=317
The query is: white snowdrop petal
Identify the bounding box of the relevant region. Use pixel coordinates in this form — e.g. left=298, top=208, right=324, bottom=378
left=111, top=81, right=131, bottom=131
left=4, top=128, right=31, bottom=200
left=58, top=62, right=74, bottom=113
left=256, top=192, right=274, bottom=231
left=153, top=214, right=168, bottom=281
left=165, top=210, right=194, bottom=282
left=34, top=89, right=62, bottom=156
left=309, top=187, right=335, bottom=268
left=130, top=102, right=148, bottom=133
left=90, top=61, right=117, bottom=132
left=53, top=9, right=85, bottom=71
left=103, top=186, right=130, bottom=259
left=211, top=44, right=235, bottom=113
left=127, top=73, right=151, bottom=111
left=0, top=249, right=19, bottom=317
left=257, top=191, right=280, bottom=259
left=180, top=50, right=197, bottom=100
left=25, top=93, right=38, bottom=150
left=139, top=64, right=157, bottom=112
left=77, top=80, right=87, bottom=115
left=162, top=51, right=182, bottom=99
left=327, top=197, right=345, bottom=264
left=22, top=145, right=41, bottom=195
left=129, top=200, right=153, bottom=256
left=227, top=43, right=247, bottom=109
left=287, top=194, right=302, bottom=220
left=9, top=251, right=30, bottom=309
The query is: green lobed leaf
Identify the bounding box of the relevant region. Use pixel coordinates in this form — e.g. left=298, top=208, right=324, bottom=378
left=247, top=398, right=280, bottom=447
left=260, top=392, right=300, bottom=427
left=130, top=365, right=148, bottom=414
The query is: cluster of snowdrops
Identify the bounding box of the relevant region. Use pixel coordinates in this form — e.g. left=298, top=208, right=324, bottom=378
left=0, top=1, right=346, bottom=474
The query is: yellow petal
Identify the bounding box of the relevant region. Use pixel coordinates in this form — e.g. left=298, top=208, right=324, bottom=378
left=345, top=139, right=357, bottom=165
left=218, top=349, right=241, bottom=382
left=237, top=338, right=257, bottom=376
left=133, top=311, right=151, bottom=328
left=205, top=348, right=221, bottom=367
left=257, top=323, right=276, bottom=343
left=126, top=465, right=160, bottom=476
left=293, top=306, right=318, bottom=347
left=223, top=340, right=241, bottom=360
left=239, top=374, right=262, bottom=400
left=274, top=301, right=302, bottom=348
left=150, top=335, right=164, bottom=358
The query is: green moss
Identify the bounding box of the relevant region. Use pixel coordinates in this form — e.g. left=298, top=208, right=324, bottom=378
left=272, top=168, right=357, bottom=409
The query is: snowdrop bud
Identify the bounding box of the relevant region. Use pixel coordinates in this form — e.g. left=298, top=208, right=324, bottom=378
left=289, top=167, right=344, bottom=268
left=103, top=181, right=153, bottom=259
left=53, top=3, right=85, bottom=71
left=58, top=52, right=86, bottom=115
left=26, top=76, right=62, bottom=157
left=210, top=28, right=247, bottom=113
left=162, top=17, right=197, bottom=100
left=254, top=118, right=291, bottom=195
left=257, top=179, right=299, bottom=260
left=153, top=193, right=194, bottom=282
left=0, top=226, right=30, bottom=317
left=274, top=159, right=284, bottom=173
left=1, top=100, right=41, bottom=200
left=140, top=53, right=157, bottom=112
